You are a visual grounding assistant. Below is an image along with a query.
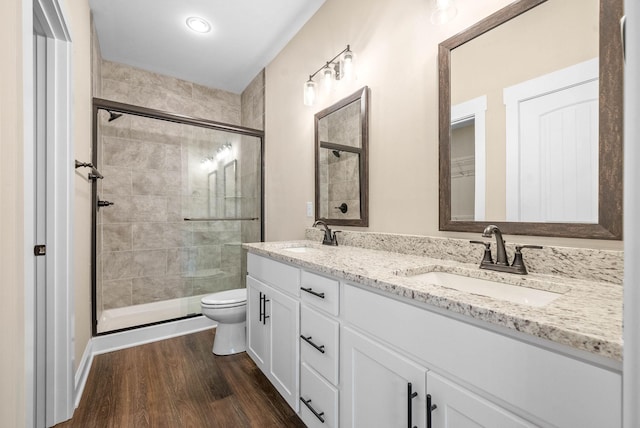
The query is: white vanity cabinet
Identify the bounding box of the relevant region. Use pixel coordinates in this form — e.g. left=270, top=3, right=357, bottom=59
left=246, top=254, right=300, bottom=411
left=427, top=372, right=534, bottom=427
left=341, top=326, right=428, bottom=428
left=299, top=271, right=341, bottom=427
left=245, top=251, right=622, bottom=428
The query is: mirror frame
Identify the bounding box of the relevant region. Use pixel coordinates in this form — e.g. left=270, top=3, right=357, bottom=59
left=315, top=86, right=369, bottom=227
left=438, top=0, right=623, bottom=239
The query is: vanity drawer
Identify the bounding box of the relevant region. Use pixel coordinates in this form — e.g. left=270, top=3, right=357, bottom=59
left=247, top=253, right=300, bottom=296
left=300, top=362, right=338, bottom=428
left=300, top=270, right=339, bottom=315
left=301, top=305, right=339, bottom=385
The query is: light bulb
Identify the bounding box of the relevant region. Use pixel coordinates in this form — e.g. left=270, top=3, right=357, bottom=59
left=304, top=79, right=317, bottom=106
left=323, top=64, right=335, bottom=93
left=341, top=49, right=355, bottom=81
left=431, top=0, right=457, bottom=25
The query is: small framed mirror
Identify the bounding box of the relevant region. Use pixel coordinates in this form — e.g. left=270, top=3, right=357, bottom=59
left=438, top=0, right=623, bottom=239
left=315, top=86, right=369, bottom=226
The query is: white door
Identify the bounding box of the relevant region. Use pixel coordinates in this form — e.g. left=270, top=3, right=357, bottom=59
left=505, top=59, right=599, bottom=222
left=341, top=327, right=428, bottom=428
left=246, top=276, right=269, bottom=370
left=267, top=285, right=300, bottom=411
left=427, top=372, right=535, bottom=428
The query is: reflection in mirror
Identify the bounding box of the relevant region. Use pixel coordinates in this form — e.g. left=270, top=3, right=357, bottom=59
left=439, top=0, right=623, bottom=239
left=224, top=159, right=237, bottom=218
left=315, top=86, right=369, bottom=226
left=207, top=170, right=217, bottom=217
left=318, top=148, right=361, bottom=219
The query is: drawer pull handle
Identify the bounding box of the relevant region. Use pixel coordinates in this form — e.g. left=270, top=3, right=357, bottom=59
left=301, top=287, right=325, bottom=299
left=300, top=335, right=326, bottom=354
left=426, top=393, right=437, bottom=428
left=408, top=382, right=418, bottom=428
left=300, top=397, right=325, bottom=423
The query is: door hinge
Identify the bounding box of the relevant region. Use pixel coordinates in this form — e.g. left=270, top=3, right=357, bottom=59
left=34, top=245, right=46, bottom=256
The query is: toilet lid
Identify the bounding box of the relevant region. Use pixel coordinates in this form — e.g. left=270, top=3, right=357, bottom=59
left=201, top=288, right=247, bottom=306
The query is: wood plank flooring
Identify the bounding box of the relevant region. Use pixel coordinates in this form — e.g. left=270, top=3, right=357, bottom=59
left=55, top=329, right=305, bottom=428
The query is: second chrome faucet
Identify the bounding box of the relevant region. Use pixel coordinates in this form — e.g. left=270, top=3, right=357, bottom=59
left=313, top=220, right=339, bottom=246
left=471, top=225, right=542, bottom=275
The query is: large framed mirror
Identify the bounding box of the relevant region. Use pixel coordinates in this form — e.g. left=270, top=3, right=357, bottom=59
left=439, top=0, right=623, bottom=239
left=315, top=86, right=369, bottom=226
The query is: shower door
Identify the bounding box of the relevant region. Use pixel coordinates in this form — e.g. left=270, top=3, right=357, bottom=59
left=93, top=101, right=263, bottom=334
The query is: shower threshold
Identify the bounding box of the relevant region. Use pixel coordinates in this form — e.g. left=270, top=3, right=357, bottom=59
left=98, top=294, right=209, bottom=333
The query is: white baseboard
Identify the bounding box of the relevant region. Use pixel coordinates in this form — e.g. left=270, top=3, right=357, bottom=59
left=74, top=339, right=94, bottom=409
left=72, top=316, right=216, bottom=409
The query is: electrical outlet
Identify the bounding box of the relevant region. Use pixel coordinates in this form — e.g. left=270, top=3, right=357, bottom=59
left=306, top=201, right=313, bottom=217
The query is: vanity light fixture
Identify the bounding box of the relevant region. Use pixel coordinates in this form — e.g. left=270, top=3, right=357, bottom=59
left=303, top=45, right=355, bottom=106
left=186, top=16, right=212, bottom=33
left=431, top=0, right=458, bottom=25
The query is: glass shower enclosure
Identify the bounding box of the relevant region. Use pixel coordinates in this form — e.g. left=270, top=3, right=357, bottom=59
left=92, top=99, right=263, bottom=334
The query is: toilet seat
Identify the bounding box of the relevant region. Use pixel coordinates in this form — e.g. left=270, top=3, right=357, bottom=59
left=201, top=288, right=247, bottom=309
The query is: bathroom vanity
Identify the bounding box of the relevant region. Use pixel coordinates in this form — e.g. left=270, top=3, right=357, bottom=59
left=244, top=239, right=622, bottom=428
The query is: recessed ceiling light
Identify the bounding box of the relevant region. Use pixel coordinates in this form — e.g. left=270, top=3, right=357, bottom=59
left=186, top=17, right=211, bottom=34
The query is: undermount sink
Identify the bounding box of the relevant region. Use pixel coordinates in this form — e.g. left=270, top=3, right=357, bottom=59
left=409, top=271, right=562, bottom=307
left=283, top=246, right=318, bottom=254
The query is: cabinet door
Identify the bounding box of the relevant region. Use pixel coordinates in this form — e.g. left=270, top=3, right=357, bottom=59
left=246, top=276, right=269, bottom=370
left=341, top=327, right=427, bottom=428
left=267, top=284, right=300, bottom=411
left=427, top=372, right=535, bottom=428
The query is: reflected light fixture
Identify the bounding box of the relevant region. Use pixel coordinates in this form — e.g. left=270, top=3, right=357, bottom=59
left=215, top=143, right=232, bottom=161
left=431, top=0, right=457, bottom=25
left=303, top=45, right=355, bottom=106
left=186, top=16, right=212, bottom=33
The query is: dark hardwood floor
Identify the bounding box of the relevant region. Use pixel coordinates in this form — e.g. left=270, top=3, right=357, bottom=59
left=55, top=329, right=305, bottom=428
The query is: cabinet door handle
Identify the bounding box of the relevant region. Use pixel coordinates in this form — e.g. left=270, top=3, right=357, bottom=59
left=426, top=393, right=437, bottom=428
left=258, top=292, right=264, bottom=322
left=301, top=287, right=325, bottom=299
left=300, top=397, right=325, bottom=423
left=300, top=335, right=326, bottom=354
left=407, top=382, right=418, bottom=428
left=262, top=296, right=270, bottom=325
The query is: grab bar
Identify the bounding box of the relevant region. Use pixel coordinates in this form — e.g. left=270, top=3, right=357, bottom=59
left=183, top=217, right=259, bottom=221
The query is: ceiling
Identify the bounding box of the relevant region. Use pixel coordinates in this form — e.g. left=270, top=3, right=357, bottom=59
left=89, top=0, right=326, bottom=94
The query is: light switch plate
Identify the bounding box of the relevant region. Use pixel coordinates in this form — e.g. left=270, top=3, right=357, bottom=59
left=306, top=201, right=313, bottom=217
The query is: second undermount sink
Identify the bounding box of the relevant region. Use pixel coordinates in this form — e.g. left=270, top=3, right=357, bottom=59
left=409, top=271, right=562, bottom=307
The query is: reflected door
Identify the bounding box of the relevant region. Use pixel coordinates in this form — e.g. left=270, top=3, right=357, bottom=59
left=505, top=60, right=599, bottom=223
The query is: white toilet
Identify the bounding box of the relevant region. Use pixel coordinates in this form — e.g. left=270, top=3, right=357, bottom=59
left=200, top=288, right=247, bottom=355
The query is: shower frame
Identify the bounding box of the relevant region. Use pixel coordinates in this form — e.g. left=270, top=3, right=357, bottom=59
left=91, top=97, right=265, bottom=336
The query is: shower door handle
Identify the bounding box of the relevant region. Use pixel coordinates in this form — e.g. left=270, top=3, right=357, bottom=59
left=97, top=200, right=114, bottom=208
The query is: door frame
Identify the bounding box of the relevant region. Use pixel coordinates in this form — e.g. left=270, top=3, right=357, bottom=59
left=24, top=0, right=74, bottom=425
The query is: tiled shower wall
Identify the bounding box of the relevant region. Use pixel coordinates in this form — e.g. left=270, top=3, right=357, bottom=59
left=94, top=56, right=264, bottom=315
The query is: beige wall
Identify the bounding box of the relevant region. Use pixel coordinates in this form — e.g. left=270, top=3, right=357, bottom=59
left=264, top=0, right=622, bottom=250
left=0, top=0, right=25, bottom=424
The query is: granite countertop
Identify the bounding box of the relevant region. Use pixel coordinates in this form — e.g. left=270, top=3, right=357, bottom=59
left=244, top=240, right=623, bottom=362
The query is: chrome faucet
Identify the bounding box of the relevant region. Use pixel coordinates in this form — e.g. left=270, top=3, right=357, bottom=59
left=470, top=225, right=542, bottom=275
left=313, top=220, right=339, bottom=246
left=482, top=225, right=508, bottom=266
